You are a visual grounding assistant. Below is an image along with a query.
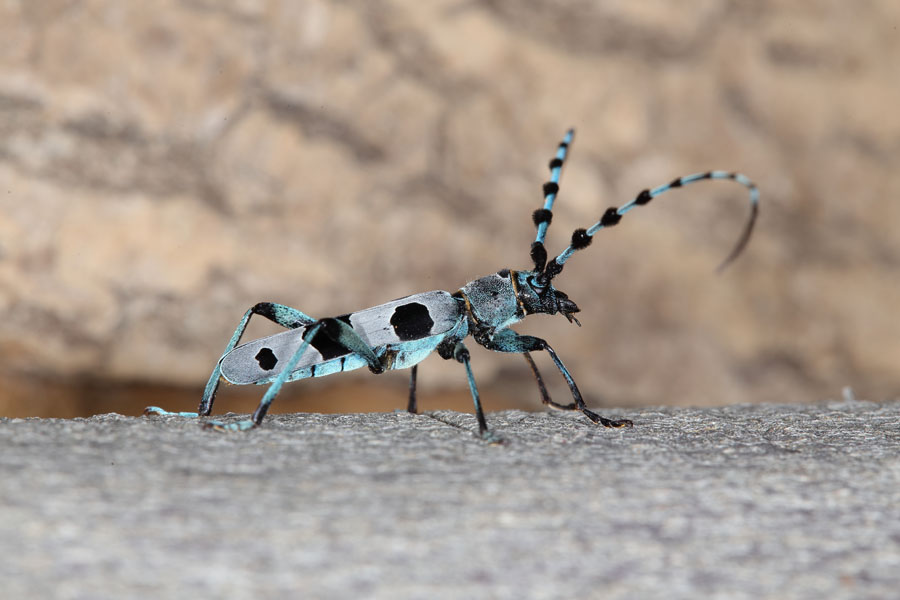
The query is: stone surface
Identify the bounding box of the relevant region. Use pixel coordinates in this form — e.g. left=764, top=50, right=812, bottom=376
left=1, top=2, right=899, bottom=416
left=2, top=401, right=899, bottom=599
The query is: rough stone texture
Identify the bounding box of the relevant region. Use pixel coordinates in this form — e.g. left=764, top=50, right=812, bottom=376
left=1, top=2, right=899, bottom=416
left=2, top=401, right=898, bottom=599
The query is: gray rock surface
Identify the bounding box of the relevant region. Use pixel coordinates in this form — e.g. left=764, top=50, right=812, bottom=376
left=2, top=401, right=898, bottom=599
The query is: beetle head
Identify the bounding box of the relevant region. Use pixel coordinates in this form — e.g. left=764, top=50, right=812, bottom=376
left=514, top=270, right=581, bottom=325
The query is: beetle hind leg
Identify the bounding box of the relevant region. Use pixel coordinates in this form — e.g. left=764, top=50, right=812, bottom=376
left=202, top=320, right=327, bottom=432
left=144, top=302, right=316, bottom=421
left=204, top=316, right=389, bottom=432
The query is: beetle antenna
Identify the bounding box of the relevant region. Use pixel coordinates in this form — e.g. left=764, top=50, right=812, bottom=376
left=530, top=128, right=575, bottom=274
left=541, top=171, right=759, bottom=282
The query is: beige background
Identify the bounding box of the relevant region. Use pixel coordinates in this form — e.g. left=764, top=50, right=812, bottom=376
left=1, top=1, right=898, bottom=418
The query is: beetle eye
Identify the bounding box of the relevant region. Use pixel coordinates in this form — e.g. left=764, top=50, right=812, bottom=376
left=528, top=276, right=545, bottom=291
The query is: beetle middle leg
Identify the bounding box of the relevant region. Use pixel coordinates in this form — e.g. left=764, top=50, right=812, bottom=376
left=478, top=328, right=633, bottom=428
left=407, top=365, right=418, bottom=414
left=449, top=341, right=502, bottom=443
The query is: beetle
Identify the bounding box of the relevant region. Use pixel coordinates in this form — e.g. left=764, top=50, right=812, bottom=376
left=146, top=129, right=758, bottom=441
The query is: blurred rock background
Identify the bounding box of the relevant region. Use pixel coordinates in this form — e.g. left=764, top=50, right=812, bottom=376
left=0, top=0, right=897, bottom=418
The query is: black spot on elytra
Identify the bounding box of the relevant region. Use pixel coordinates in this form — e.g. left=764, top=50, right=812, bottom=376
left=255, top=347, right=278, bottom=371
left=306, top=322, right=350, bottom=360
left=390, top=302, right=434, bottom=341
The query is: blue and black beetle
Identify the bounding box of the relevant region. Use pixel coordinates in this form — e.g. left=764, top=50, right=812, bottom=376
left=146, top=130, right=758, bottom=440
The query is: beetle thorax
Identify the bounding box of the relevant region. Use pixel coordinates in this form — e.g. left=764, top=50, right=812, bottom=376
left=458, top=271, right=524, bottom=331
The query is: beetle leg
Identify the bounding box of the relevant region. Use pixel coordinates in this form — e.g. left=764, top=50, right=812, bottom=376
left=203, top=321, right=326, bottom=431
left=452, top=342, right=501, bottom=443
left=144, top=302, right=316, bottom=419
left=478, top=329, right=633, bottom=429
left=522, top=352, right=577, bottom=411
left=407, top=365, right=418, bottom=414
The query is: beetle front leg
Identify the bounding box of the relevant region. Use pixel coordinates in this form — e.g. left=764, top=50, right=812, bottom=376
left=478, top=328, right=633, bottom=429
left=522, top=352, right=576, bottom=411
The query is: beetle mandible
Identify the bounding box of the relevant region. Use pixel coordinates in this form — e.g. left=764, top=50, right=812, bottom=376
left=146, top=129, right=758, bottom=441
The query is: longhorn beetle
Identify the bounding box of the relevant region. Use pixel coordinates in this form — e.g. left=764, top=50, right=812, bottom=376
left=146, top=129, right=758, bottom=441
